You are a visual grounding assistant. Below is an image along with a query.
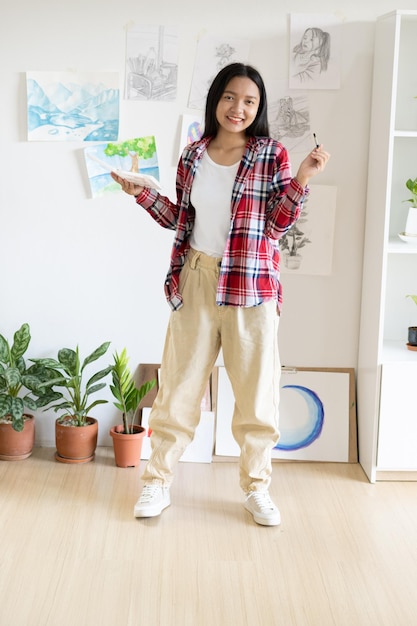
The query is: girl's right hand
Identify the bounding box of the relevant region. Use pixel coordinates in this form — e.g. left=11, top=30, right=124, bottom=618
left=295, top=145, right=330, bottom=188
left=110, top=171, right=144, bottom=196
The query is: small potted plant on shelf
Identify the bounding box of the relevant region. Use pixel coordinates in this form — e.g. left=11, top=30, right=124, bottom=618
left=32, top=341, right=112, bottom=463
left=0, top=323, right=54, bottom=461
left=109, top=348, right=156, bottom=468
left=402, top=178, right=417, bottom=239
left=404, top=178, right=417, bottom=208
left=406, top=295, right=417, bottom=350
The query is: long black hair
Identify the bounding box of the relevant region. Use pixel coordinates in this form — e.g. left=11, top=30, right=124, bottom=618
left=202, top=63, right=269, bottom=139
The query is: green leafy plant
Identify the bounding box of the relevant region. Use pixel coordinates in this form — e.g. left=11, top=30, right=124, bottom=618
left=32, top=342, right=112, bottom=427
left=406, top=295, right=417, bottom=306
left=403, top=178, right=417, bottom=208
left=0, top=323, right=55, bottom=432
left=110, top=348, right=156, bottom=434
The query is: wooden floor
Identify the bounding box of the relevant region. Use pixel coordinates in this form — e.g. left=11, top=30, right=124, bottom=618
left=1, top=448, right=417, bottom=626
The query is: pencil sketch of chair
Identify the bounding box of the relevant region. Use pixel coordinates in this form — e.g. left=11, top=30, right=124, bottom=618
left=126, top=26, right=178, bottom=101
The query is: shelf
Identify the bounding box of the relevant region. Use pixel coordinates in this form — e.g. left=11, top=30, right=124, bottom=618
left=388, top=237, right=417, bottom=253
left=394, top=131, right=417, bottom=137
left=382, top=340, right=417, bottom=362
left=358, top=10, right=417, bottom=481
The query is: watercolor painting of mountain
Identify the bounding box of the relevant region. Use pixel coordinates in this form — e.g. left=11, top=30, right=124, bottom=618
left=26, top=71, right=119, bottom=141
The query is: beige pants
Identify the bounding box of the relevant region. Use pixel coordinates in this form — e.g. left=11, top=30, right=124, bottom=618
left=142, top=248, right=281, bottom=493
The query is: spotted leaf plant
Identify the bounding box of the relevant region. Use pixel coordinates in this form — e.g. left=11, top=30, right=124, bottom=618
left=0, top=323, right=57, bottom=432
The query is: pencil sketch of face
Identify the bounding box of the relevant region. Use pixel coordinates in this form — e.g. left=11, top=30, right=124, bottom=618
left=289, top=15, right=340, bottom=90
left=292, top=27, right=331, bottom=83
left=300, top=29, right=320, bottom=52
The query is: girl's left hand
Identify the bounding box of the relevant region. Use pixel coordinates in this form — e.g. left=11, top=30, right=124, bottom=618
left=295, top=145, right=330, bottom=187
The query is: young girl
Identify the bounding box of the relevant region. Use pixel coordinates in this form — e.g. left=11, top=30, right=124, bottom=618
left=111, top=63, right=330, bottom=526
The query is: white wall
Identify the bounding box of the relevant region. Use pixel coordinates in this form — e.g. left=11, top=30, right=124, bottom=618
left=1, top=0, right=414, bottom=445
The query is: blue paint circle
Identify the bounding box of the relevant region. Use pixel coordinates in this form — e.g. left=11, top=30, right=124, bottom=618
left=275, top=385, right=324, bottom=451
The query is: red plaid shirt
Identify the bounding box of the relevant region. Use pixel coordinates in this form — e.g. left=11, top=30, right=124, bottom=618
left=136, top=136, right=308, bottom=311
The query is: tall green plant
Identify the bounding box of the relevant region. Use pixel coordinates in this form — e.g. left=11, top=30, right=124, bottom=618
left=0, top=323, right=55, bottom=432
left=32, top=342, right=112, bottom=426
left=110, top=349, right=156, bottom=434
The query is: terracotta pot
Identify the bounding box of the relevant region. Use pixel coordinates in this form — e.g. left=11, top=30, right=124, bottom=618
left=0, top=414, right=35, bottom=461
left=109, top=424, right=145, bottom=468
left=55, top=417, right=98, bottom=464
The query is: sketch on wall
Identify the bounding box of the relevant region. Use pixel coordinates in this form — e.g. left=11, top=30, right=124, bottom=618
left=26, top=71, right=119, bottom=141
left=84, top=136, right=159, bottom=198
left=125, top=25, right=179, bottom=101
left=268, top=82, right=312, bottom=153
left=280, top=185, right=337, bottom=275
left=289, top=14, right=341, bottom=90
left=188, top=35, right=250, bottom=110
left=215, top=367, right=353, bottom=463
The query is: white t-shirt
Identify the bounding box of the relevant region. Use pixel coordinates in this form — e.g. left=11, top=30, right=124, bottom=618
left=189, top=151, right=239, bottom=257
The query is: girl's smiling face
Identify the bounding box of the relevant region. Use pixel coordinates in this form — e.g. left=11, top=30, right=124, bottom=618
left=215, top=76, right=260, bottom=136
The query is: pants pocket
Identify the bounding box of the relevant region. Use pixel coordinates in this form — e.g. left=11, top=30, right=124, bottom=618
left=178, top=260, right=191, bottom=295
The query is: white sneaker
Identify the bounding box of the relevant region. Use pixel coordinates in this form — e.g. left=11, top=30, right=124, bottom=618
left=244, top=491, right=281, bottom=526
left=134, top=483, right=171, bottom=518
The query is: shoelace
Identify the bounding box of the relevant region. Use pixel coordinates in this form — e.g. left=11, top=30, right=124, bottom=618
left=139, top=484, right=161, bottom=503
left=248, top=492, right=275, bottom=512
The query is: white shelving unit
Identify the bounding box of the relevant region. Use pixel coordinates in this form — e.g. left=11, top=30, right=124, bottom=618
left=358, top=10, right=417, bottom=482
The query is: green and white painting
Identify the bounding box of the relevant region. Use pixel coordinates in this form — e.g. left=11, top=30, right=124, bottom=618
left=84, top=136, right=159, bottom=198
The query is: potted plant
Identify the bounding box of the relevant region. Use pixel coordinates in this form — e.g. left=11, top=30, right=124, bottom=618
left=32, top=341, right=112, bottom=463
left=403, top=178, right=417, bottom=236
left=404, top=178, right=417, bottom=207
left=109, top=348, right=156, bottom=467
left=0, top=323, right=55, bottom=460
left=406, top=295, right=417, bottom=349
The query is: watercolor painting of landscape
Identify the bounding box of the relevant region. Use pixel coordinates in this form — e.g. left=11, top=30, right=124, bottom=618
left=26, top=71, right=119, bottom=141
left=84, top=136, right=159, bottom=198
